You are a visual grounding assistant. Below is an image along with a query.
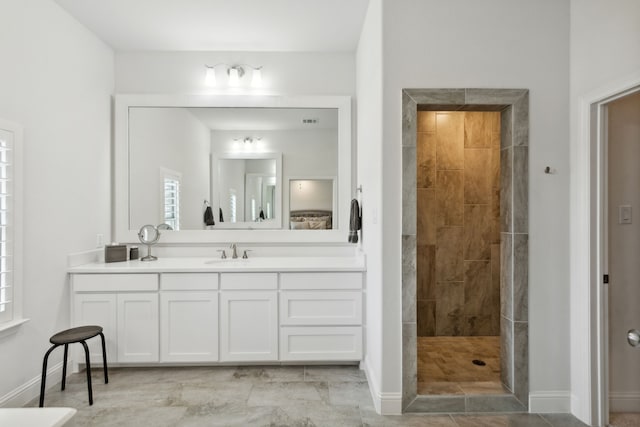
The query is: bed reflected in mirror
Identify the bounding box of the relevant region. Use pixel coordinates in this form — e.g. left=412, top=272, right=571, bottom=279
left=289, top=178, right=335, bottom=230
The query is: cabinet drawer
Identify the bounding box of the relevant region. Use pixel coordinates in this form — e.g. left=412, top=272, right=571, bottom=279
left=280, top=273, right=362, bottom=290
left=220, top=273, right=277, bottom=290
left=280, top=326, right=362, bottom=361
left=73, top=274, right=158, bottom=292
left=280, top=291, right=362, bottom=325
left=161, top=273, right=218, bottom=290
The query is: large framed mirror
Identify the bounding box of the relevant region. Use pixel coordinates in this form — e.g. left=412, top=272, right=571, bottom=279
left=114, top=94, right=352, bottom=243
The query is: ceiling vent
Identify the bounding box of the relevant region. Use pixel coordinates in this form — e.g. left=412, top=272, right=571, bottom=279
left=302, top=118, right=319, bottom=124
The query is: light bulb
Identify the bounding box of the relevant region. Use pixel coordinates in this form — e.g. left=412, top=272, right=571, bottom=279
left=205, top=67, right=216, bottom=87
left=228, top=67, right=240, bottom=86
left=251, top=68, right=262, bottom=88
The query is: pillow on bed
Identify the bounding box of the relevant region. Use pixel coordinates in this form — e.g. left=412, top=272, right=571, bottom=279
left=290, top=216, right=306, bottom=222
left=307, top=220, right=327, bottom=230
left=290, top=221, right=310, bottom=230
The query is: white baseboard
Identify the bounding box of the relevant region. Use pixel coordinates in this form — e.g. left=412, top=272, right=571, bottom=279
left=0, top=361, right=67, bottom=408
left=529, top=391, right=571, bottom=413
left=610, top=391, right=640, bottom=412
left=362, top=357, right=402, bottom=415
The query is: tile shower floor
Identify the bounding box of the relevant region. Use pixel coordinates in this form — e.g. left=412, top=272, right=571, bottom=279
left=418, top=336, right=505, bottom=396
left=27, top=365, right=589, bottom=426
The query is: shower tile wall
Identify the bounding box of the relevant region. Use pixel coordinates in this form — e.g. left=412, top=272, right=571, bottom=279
left=417, top=111, right=500, bottom=337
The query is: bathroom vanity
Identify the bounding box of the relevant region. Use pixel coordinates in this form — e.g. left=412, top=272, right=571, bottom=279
left=68, top=257, right=365, bottom=369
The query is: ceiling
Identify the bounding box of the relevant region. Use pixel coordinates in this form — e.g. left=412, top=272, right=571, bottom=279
left=54, top=0, right=370, bottom=52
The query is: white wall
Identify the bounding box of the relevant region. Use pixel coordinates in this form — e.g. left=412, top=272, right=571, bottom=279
left=115, top=51, right=355, bottom=96
left=377, top=0, right=571, bottom=410
left=355, top=0, right=385, bottom=412
left=0, top=0, right=113, bottom=405
left=290, top=180, right=333, bottom=211
left=129, top=108, right=210, bottom=230
left=569, top=1, right=640, bottom=422
left=607, top=92, right=640, bottom=412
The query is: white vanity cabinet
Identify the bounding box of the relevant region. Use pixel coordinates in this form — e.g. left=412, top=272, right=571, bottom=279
left=279, top=272, right=363, bottom=361
left=69, top=258, right=365, bottom=366
left=72, top=273, right=159, bottom=364
left=219, top=273, right=278, bottom=362
left=159, top=273, right=219, bottom=362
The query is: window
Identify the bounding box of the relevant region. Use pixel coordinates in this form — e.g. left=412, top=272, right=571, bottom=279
left=229, top=189, right=237, bottom=223
left=0, top=119, right=23, bottom=331
left=161, top=169, right=181, bottom=231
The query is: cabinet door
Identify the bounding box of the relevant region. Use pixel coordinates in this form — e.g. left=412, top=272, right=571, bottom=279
left=117, top=293, right=159, bottom=363
left=73, top=293, right=117, bottom=364
left=220, top=291, right=277, bottom=362
left=160, top=291, right=218, bottom=362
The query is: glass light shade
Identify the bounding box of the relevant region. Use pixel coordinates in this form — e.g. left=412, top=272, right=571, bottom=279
left=228, top=68, right=240, bottom=86
left=205, top=67, right=216, bottom=86
left=251, top=68, right=262, bottom=88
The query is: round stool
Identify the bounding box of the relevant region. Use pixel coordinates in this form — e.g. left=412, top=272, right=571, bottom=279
left=39, top=325, right=108, bottom=407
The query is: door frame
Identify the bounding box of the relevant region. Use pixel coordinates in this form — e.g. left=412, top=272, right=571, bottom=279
left=570, top=73, right=640, bottom=426
left=401, top=88, right=529, bottom=412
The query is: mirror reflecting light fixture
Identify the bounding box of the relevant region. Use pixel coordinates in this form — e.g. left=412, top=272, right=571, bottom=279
left=205, top=66, right=217, bottom=87
left=204, top=64, right=263, bottom=88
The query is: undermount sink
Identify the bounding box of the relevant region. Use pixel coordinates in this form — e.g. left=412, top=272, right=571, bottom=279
left=204, top=258, right=249, bottom=265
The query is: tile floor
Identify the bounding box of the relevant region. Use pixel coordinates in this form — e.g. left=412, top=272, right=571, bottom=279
left=27, top=365, right=590, bottom=426
left=418, top=336, right=504, bottom=396
left=609, top=412, right=640, bottom=427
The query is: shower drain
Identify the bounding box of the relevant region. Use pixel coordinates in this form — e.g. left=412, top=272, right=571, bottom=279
left=472, top=359, right=486, bottom=366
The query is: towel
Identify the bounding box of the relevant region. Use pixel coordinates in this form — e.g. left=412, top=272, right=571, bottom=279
left=348, top=198, right=361, bottom=243
left=204, top=206, right=215, bottom=226
left=219, top=207, right=224, bottom=223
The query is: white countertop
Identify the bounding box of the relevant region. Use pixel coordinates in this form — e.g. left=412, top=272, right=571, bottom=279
left=68, top=256, right=366, bottom=273
left=0, top=408, right=76, bottom=427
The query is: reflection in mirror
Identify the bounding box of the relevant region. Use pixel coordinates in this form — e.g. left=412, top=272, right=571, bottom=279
left=128, top=107, right=337, bottom=230
left=289, top=179, right=335, bottom=230
left=216, top=157, right=277, bottom=224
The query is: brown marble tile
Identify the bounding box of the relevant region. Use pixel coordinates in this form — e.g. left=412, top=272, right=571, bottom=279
left=490, top=112, right=501, bottom=133
left=464, top=149, right=492, bottom=204
left=418, top=132, right=436, bottom=188
left=435, top=282, right=464, bottom=336
left=418, top=111, right=436, bottom=133
left=491, top=131, right=501, bottom=147
left=464, top=204, right=492, bottom=261
left=464, top=261, right=492, bottom=316
left=417, top=244, right=436, bottom=300
left=418, top=382, right=464, bottom=396
left=490, top=147, right=501, bottom=189
left=436, top=226, right=464, bottom=282
left=417, top=299, right=436, bottom=337
left=417, top=188, right=436, bottom=245
left=465, top=314, right=494, bottom=336
left=464, top=112, right=492, bottom=148
left=436, top=170, right=463, bottom=226
left=436, top=112, right=464, bottom=170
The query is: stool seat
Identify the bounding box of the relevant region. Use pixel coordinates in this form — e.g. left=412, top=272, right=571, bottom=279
left=50, top=326, right=103, bottom=345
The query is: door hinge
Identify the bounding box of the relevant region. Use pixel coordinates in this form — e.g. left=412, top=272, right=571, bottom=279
left=603, top=274, right=609, bottom=284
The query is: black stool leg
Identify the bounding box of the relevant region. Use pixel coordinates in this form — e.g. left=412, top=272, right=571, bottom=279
left=99, top=332, right=108, bottom=384
left=39, top=344, right=58, bottom=407
left=81, top=341, right=93, bottom=405
left=61, top=343, right=68, bottom=391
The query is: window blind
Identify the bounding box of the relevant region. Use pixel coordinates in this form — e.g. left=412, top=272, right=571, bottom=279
left=163, top=177, right=180, bottom=231
left=0, top=130, right=14, bottom=323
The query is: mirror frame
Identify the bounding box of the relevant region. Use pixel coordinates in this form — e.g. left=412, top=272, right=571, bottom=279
left=211, top=152, right=282, bottom=229
left=114, top=94, right=352, bottom=244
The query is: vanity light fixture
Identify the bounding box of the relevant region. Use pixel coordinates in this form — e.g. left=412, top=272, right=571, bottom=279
left=205, top=66, right=217, bottom=87
left=204, top=64, right=263, bottom=88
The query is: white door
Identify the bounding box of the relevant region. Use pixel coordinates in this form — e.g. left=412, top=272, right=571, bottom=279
left=607, top=92, right=640, bottom=414
left=220, top=291, right=277, bottom=361
left=117, top=293, right=159, bottom=362
left=73, top=293, right=116, bottom=364
left=160, top=291, right=218, bottom=362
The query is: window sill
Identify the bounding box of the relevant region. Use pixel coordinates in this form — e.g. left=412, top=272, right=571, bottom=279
left=0, top=318, right=29, bottom=340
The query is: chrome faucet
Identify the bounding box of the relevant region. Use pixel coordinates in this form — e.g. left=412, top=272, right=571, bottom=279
left=230, top=243, right=238, bottom=259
